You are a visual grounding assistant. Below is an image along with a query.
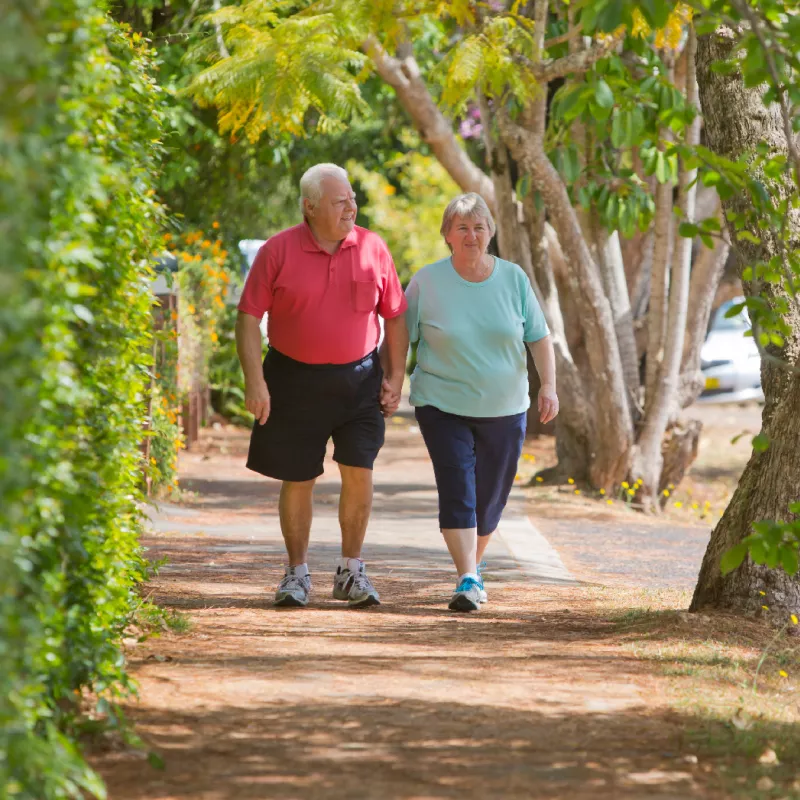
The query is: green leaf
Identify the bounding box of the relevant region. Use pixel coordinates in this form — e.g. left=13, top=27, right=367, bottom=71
left=780, top=545, right=799, bottom=576
left=720, top=543, right=748, bottom=575
left=678, top=222, right=698, bottom=238
left=594, top=79, right=615, bottom=110
left=148, top=751, right=166, bottom=770
left=752, top=433, right=770, bottom=453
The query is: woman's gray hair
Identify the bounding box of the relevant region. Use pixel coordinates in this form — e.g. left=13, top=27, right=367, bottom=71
left=440, top=193, right=496, bottom=243
left=299, top=163, right=349, bottom=216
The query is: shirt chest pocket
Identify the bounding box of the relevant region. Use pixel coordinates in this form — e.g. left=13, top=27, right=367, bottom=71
left=352, top=279, right=377, bottom=312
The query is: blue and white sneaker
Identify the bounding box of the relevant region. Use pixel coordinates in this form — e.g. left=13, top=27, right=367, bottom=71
left=448, top=575, right=483, bottom=612
left=477, top=561, right=488, bottom=604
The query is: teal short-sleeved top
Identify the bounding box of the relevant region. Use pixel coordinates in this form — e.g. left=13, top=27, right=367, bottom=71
left=405, top=256, right=550, bottom=418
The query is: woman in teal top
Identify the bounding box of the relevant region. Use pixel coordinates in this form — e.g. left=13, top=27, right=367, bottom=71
left=405, top=192, right=559, bottom=612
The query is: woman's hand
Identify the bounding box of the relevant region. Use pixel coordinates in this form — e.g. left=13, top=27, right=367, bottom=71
left=380, top=376, right=403, bottom=418
left=538, top=383, right=559, bottom=424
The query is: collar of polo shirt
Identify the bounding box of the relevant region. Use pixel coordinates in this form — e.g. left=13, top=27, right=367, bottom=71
left=300, top=220, right=359, bottom=253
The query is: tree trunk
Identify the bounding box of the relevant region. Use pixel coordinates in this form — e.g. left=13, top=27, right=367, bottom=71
left=633, top=29, right=700, bottom=508
left=690, top=26, right=800, bottom=617
left=500, top=112, right=634, bottom=489
left=678, top=221, right=730, bottom=409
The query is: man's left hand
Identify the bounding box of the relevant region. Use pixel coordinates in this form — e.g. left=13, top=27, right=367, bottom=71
left=380, top=376, right=403, bottom=418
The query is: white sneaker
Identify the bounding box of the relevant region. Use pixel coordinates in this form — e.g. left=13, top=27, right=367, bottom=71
left=333, top=563, right=381, bottom=608
left=274, top=567, right=311, bottom=607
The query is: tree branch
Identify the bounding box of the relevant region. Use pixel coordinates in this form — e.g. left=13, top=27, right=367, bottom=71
left=364, top=36, right=496, bottom=211
left=516, top=32, right=623, bottom=84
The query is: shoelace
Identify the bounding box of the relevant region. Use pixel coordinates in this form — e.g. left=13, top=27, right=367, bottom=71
left=350, top=569, right=373, bottom=592
left=456, top=576, right=482, bottom=593
left=281, top=573, right=309, bottom=592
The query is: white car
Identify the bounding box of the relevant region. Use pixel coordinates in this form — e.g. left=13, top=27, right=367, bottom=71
left=698, top=297, right=763, bottom=403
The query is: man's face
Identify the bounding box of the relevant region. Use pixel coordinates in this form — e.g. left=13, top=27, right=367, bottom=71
left=306, top=176, right=357, bottom=241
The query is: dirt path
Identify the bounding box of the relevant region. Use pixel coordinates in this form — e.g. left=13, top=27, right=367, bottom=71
left=91, top=416, right=781, bottom=799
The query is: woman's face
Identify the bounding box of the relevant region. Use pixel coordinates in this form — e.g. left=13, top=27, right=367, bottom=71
left=445, top=214, right=490, bottom=259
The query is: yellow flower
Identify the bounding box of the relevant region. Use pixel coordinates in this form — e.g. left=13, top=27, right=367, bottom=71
left=674, top=501, right=683, bottom=509
left=574, top=489, right=581, bottom=495
left=759, top=591, right=766, bottom=596
left=210, top=331, right=218, bottom=343
left=792, top=615, right=798, bottom=625
left=187, top=304, right=196, bottom=315
left=627, top=489, right=635, bottom=497
left=201, top=240, right=211, bottom=248
left=662, top=489, right=670, bottom=497
left=692, top=503, right=699, bottom=510
left=621, top=481, right=629, bottom=489
left=599, top=488, right=606, bottom=495
left=536, top=476, right=544, bottom=483
left=568, top=478, right=575, bottom=485
left=212, top=221, right=220, bottom=229
left=780, top=670, right=788, bottom=678
left=668, top=483, right=675, bottom=490
left=606, top=499, right=613, bottom=505
left=762, top=605, right=769, bottom=611
left=383, top=184, right=396, bottom=195
left=150, top=457, right=156, bottom=465
left=515, top=474, right=522, bottom=481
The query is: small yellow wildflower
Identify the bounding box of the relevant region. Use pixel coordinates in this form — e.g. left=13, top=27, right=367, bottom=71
left=574, top=489, right=581, bottom=495
left=606, top=499, right=613, bottom=505
left=150, top=457, right=156, bottom=465
left=212, top=221, right=220, bottom=229
left=792, top=615, right=798, bottom=625
left=662, top=490, right=670, bottom=497
left=762, top=605, right=769, bottom=611
left=568, top=478, right=575, bottom=485
left=621, top=481, right=629, bottom=489
left=674, top=502, right=683, bottom=509
left=668, top=483, right=675, bottom=490
left=692, top=503, right=699, bottom=510
left=599, top=489, right=606, bottom=495
left=536, top=476, right=544, bottom=483
left=759, top=591, right=766, bottom=596
left=780, top=670, right=788, bottom=678
left=627, top=489, right=635, bottom=497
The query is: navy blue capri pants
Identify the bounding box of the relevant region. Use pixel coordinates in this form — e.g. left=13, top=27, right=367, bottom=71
left=415, top=405, right=526, bottom=536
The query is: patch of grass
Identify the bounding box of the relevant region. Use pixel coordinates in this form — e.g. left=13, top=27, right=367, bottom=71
left=133, top=601, right=191, bottom=635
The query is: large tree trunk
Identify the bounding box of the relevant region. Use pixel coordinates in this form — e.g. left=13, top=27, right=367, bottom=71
left=690, top=27, right=800, bottom=617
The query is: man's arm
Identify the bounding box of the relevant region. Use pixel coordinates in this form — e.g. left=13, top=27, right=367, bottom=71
left=379, top=314, right=409, bottom=417
left=235, top=311, right=270, bottom=425
left=526, top=335, right=559, bottom=424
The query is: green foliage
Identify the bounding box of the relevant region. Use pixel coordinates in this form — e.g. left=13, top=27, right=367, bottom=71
left=347, top=134, right=459, bottom=281
left=0, top=3, right=167, bottom=796
left=209, top=305, right=252, bottom=426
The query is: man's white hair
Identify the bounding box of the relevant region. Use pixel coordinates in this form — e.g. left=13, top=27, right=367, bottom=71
left=299, top=163, right=349, bottom=216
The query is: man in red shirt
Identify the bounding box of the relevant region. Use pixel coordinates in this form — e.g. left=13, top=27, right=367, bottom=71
left=236, top=163, right=408, bottom=608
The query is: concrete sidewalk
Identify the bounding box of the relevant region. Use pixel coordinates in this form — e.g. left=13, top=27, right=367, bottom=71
left=145, top=417, right=576, bottom=596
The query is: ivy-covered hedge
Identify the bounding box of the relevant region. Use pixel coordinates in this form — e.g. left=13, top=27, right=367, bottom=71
left=0, top=2, right=166, bottom=796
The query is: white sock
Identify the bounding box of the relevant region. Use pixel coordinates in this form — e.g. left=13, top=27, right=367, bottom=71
left=291, top=563, right=310, bottom=578
left=459, top=572, right=480, bottom=583
left=339, top=557, right=363, bottom=573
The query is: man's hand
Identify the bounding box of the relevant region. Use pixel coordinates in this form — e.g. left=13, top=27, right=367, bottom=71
left=538, top=383, right=559, bottom=424
left=380, top=375, right=403, bottom=418
left=245, top=378, right=271, bottom=425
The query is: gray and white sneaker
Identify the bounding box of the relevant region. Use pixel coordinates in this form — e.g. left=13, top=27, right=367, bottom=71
left=448, top=575, right=483, bottom=612
left=274, top=567, right=311, bottom=607
left=333, top=563, right=381, bottom=608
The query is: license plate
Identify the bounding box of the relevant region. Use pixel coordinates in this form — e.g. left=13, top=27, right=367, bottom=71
left=704, top=376, right=720, bottom=390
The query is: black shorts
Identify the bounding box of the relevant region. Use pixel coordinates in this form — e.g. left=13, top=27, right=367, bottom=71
left=246, top=348, right=386, bottom=482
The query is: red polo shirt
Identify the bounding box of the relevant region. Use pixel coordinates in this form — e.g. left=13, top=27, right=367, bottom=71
left=238, top=222, right=407, bottom=365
